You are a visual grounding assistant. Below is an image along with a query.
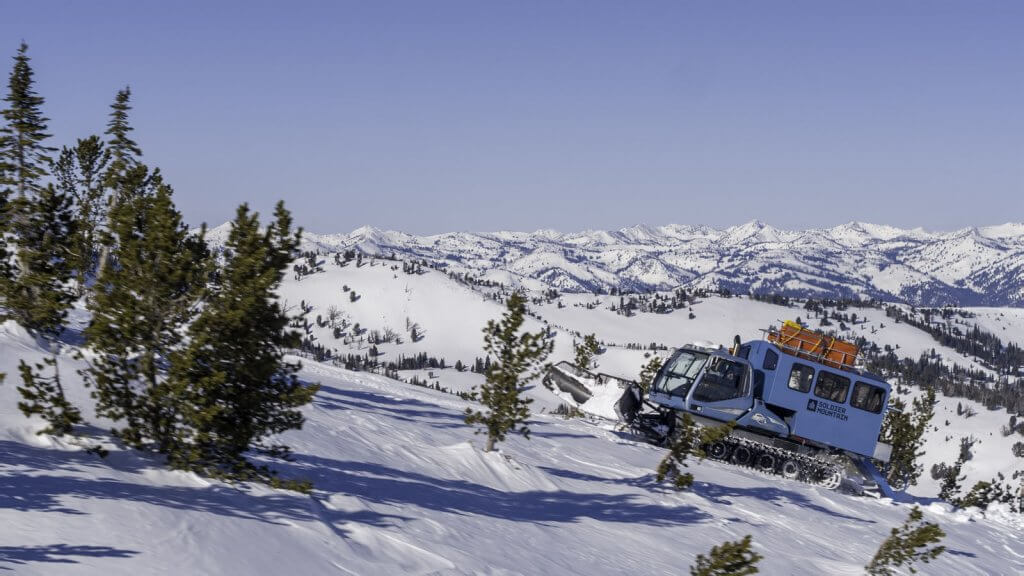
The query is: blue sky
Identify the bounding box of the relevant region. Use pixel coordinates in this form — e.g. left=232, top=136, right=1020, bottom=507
left=4, top=1, right=1022, bottom=234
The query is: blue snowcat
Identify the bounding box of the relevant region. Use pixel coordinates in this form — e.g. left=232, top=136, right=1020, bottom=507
left=610, top=323, right=895, bottom=496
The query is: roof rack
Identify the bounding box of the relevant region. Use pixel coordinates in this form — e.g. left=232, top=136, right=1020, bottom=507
left=763, top=320, right=860, bottom=371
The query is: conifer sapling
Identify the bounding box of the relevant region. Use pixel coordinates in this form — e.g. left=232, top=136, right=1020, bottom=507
left=865, top=505, right=945, bottom=575
left=690, top=535, right=762, bottom=576
left=465, top=292, right=552, bottom=452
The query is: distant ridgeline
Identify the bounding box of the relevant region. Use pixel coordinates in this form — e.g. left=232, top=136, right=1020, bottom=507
left=207, top=221, right=1024, bottom=307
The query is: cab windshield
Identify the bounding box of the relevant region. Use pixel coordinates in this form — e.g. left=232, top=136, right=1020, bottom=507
left=652, top=350, right=708, bottom=397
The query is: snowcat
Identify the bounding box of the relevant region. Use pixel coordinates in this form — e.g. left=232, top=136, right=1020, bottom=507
left=552, top=321, right=895, bottom=496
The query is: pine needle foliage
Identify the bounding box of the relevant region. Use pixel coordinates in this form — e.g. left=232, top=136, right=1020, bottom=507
left=696, top=421, right=737, bottom=459
left=52, top=135, right=109, bottom=295
left=574, top=333, right=599, bottom=371
left=637, top=355, right=662, bottom=393
left=0, top=43, right=55, bottom=199
left=85, top=167, right=209, bottom=452
left=690, top=535, right=762, bottom=576
left=880, top=387, right=935, bottom=490
left=104, top=87, right=142, bottom=179
left=17, top=356, right=81, bottom=436
left=168, top=202, right=318, bottom=484
left=865, top=506, right=946, bottom=575
left=657, top=412, right=698, bottom=490
left=937, top=451, right=966, bottom=503
left=3, top=184, right=76, bottom=338
left=465, top=292, right=552, bottom=452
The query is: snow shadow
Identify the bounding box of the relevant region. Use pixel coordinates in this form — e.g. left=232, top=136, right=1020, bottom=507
left=540, top=465, right=875, bottom=525
left=315, top=385, right=466, bottom=429
left=0, top=440, right=398, bottom=529
left=0, top=545, right=139, bottom=571
left=691, top=480, right=876, bottom=524
left=282, top=454, right=712, bottom=527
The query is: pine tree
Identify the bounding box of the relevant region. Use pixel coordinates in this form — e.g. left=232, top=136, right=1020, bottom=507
left=880, top=387, right=935, bottom=490
left=690, top=535, right=762, bottom=576
left=104, top=87, right=142, bottom=179
left=465, top=292, right=552, bottom=452
left=96, top=88, right=144, bottom=279
left=638, top=356, right=663, bottom=393
left=938, top=451, right=966, bottom=503
left=53, top=135, right=110, bottom=295
left=169, top=202, right=318, bottom=485
left=574, top=333, right=599, bottom=370
left=865, top=506, right=945, bottom=575
left=17, top=356, right=81, bottom=436
left=4, top=184, right=76, bottom=339
left=85, top=168, right=208, bottom=452
left=0, top=43, right=55, bottom=200
left=656, top=412, right=697, bottom=490
left=955, top=480, right=1008, bottom=510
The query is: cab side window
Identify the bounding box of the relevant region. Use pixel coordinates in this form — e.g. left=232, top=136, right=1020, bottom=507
left=814, top=371, right=851, bottom=404
left=788, top=363, right=814, bottom=393
left=763, top=349, right=778, bottom=371
left=851, top=382, right=885, bottom=413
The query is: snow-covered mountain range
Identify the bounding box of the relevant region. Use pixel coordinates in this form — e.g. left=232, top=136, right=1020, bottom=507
left=210, top=221, right=1024, bottom=307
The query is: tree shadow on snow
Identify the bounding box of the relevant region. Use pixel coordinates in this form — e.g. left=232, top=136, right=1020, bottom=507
left=539, top=466, right=874, bottom=525
left=0, top=544, right=138, bottom=570
left=690, top=482, right=875, bottom=524
left=280, top=453, right=711, bottom=527
left=0, top=440, right=398, bottom=530
left=315, top=385, right=466, bottom=429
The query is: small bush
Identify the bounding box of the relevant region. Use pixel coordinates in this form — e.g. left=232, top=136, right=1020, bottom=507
left=690, top=535, right=762, bottom=576
left=865, top=506, right=945, bottom=576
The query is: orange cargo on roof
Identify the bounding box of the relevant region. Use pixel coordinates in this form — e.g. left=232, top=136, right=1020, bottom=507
left=767, top=320, right=859, bottom=370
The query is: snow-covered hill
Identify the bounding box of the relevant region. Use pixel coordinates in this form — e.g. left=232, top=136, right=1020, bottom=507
left=218, top=221, right=1024, bottom=306
left=260, top=256, right=1024, bottom=497
left=2, top=321, right=1022, bottom=575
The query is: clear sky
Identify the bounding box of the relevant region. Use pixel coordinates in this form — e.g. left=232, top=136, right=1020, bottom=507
left=4, top=1, right=1023, bottom=234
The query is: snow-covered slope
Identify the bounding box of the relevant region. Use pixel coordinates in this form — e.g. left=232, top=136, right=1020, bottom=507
left=232, top=221, right=1024, bottom=306
left=2, top=322, right=1022, bottom=575
left=239, top=257, right=1024, bottom=498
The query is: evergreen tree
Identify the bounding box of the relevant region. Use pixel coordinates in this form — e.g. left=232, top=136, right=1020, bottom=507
left=0, top=43, right=54, bottom=200
left=17, top=356, right=81, bottom=436
left=880, top=387, right=935, bottom=490
left=638, top=356, right=663, bottom=393
left=865, top=506, right=945, bottom=575
left=53, top=135, right=109, bottom=295
left=3, top=184, right=76, bottom=339
left=104, top=86, right=142, bottom=179
left=690, top=535, right=762, bottom=576
left=169, top=202, right=318, bottom=484
left=85, top=168, right=208, bottom=452
left=465, top=292, right=552, bottom=452
left=938, top=451, right=966, bottom=503
left=955, top=480, right=1008, bottom=510
left=574, top=333, right=600, bottom=370
left=96, top=88, right=144, bottom=279
left=656, top=413, right=697, bottom=490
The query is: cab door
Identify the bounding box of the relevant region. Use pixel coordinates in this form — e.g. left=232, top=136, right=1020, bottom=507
left=686, top=356, right=754, bottom=423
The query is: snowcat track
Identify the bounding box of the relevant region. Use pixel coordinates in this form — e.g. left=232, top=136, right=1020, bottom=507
left=698, top=435, right=844, bottom=490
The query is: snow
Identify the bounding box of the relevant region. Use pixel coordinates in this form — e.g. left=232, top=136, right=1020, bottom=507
left=3, top=253, right=1024, bottom=574
left=235, top=220, right=1024, bottom=306
left=2, top=326, right=1023, bottom=575
left=273, top=258, right=1024, bottom=495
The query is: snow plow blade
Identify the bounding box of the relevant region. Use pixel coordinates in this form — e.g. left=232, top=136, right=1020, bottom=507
left=543, top=361, right=594, bottom=403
